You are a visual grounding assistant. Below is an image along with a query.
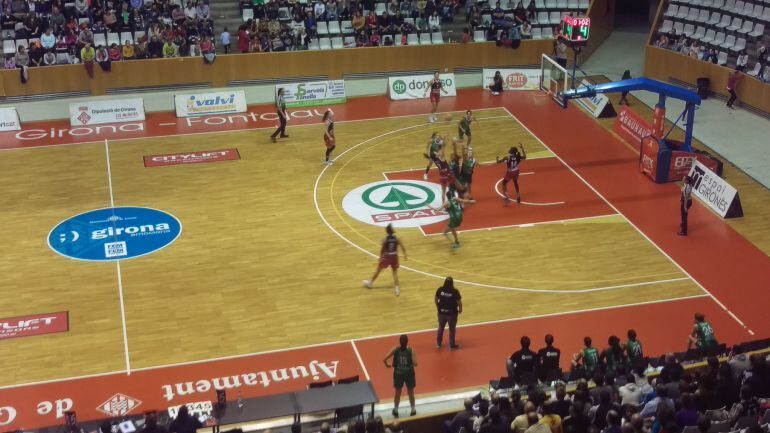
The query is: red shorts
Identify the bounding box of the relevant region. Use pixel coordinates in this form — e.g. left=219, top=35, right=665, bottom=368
left=430, top=92, right=440, bottom=103
left=504, top=169, right=519, bottom=182
left=440, top=173, right=453, bottom=188
left=378, top=254, right=399, bottom=269
left=324, top=134, right=335, bottom=148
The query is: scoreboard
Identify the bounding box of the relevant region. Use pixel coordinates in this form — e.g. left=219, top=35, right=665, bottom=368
left=560, top=16, right=591, bottom=43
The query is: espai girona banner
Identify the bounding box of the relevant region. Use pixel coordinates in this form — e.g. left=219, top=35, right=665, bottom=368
left=614, top=106, right=654, bottom=149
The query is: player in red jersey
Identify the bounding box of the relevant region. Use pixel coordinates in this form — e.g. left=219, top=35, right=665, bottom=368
left=323, top=110, right=336, bottom=165
left=423, top=71, right=448, bottom=123
left=496, top=143, right=527, bottom=203
left=363, top=224, right=408, bottom=296
left=436, top=151, right=455, bottom=205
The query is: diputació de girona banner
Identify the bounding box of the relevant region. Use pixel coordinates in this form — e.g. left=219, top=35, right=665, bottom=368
left=481, top=68, right=541, bottom=91
left=174, top=91, right=247, bottom=118
left=68, top=98, right=145, bottom=127
left=388, top=73, right=457, bottom=100
left=0, top=107, right=22, bottom=131
left=278, top=80, right=347, bottom=108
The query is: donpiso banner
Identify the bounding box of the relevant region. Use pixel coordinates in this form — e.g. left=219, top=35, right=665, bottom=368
left=388, top=74, right=457, bottom=100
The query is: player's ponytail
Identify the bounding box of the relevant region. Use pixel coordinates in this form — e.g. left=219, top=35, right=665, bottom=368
left=322, top=109, right=332, bottom=121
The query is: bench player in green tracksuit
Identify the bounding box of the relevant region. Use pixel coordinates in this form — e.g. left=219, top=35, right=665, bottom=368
left=457, top=110, right=479, bottom=149
left=384, top=334, right=418, bottom=418
left=572, top=336, right=600, bottom=379
left=688, top=312, right=718, bottom=355
left=624, top=329, right=644, bottom=370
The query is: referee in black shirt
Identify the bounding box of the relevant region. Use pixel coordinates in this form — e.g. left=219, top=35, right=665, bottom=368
left=679, top=175, right=693, bottom=236
left=270, top=88, right=289, bottom=143
left=435, top=276, right=461, bottom=350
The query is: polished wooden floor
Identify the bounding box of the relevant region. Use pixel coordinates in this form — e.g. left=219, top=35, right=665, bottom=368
left=0, top=108, right=703, bottom=386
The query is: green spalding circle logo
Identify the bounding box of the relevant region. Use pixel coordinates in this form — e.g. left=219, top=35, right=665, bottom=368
left=342, top=180, right=448, bottom=228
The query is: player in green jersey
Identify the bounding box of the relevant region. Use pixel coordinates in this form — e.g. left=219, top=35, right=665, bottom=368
left=688, top=313, right=718, bottom=354
left=572, top=336, right=600, bottom=379
left=423, top=132, right=444, bottom=180
left=460, top=148, right=477, bottom=200
left=384, top=334, right=418, bottom=417
left=431, top=190, right=475, bottom=250
left=457, top=110, right=479, bottom=148
left=600, top=335, right=627, bottom=376
left=624, top=329, right=644, bottom=369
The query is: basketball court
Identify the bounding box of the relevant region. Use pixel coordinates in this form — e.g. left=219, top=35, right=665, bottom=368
left=0, top=82, right=768, bottom=430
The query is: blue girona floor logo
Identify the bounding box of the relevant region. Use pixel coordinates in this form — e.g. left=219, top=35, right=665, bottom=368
left=48, top=207, right=182, bottom=261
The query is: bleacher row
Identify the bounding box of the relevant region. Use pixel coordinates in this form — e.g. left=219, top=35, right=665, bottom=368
left=472, top=0, right=589, bottom=40
left=2, top=30, right=147, bottom=56
left=657, top=0, right=769, bottom=75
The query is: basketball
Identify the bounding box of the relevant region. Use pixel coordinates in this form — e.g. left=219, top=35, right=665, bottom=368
left=444, top=114, right=453, bottom=121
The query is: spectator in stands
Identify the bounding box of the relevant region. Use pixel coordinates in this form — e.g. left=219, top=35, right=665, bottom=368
left=757, top=46, right=768, bottom=79
left=122, top=40, right=135, bottom=59
left=491, top=2, right=505, bottom=26
left=428, top=10, right=440, bottom=30
left=688, top=41, right=699, bottom=59
left=513, top=2, right=526, bottom=24
left=135, top=37, right=148, bottom=59
left=640, top=384, right=674, bottom=419
left=707, top=49, right=718, bottom=64
left=201, top=36, right=215, bottom=62
left=521, top=21, right=531, bottom=39
left=197, top=1, right=211, bottom=21
left=676, top=393, right=699, bottom=431
left=540, top=401, right=564, bottom=433
left=603, top=410, right=621, bottom=433
left=43, top=49, right=56, bottom=65
left=563, top=400, right=590, bottom=433
left=480, top=406, right=510, bottom=433
left=618, top=373, right=642, bottom=406
left=103, top=9, right=118, bottom=30
left=652, top=404, right=677, bottom=433
left=366, top=10, right=377, bottom=30
left=660, top=353, right=684, bottom=384
left=551, top=385, right=572, bottom=419
left=28, top=42, right=42, bottom=67
left=736, top=50, right=748, bottom=72
left=314, top=0, right=326, bottom=20
left=172, top=5, right=186, bottom=24
left=327, top=0, right=338, bottom=20
left=148, top=35, right=163, bottom=57
left=526, top=0, right=536, bottom=21
left=468, top=5, right=480, bottom=27
left=96, top=45, right=111, bottom=71
left=726, top=69, right=743, bottom=110
left=554, top=39, right=568, bottom=68
left=591, top=390, right=619, bottom=430
left=526, top=412, right=551, bottom=433
left=513, top=401, right=540, bottom=433
left=41, top=27, right=56, bottom=50
left=508, top=336, right=537, bottom=384
left=13, top=44, right=28, bottom=67
left=447, top=398, right=476, bottom=433
left=696, top=416, right=710, bottom=433
left=237, top=25, right=249, bottom=53
left=108, top=43, right=121, bottom=61
left=169, top=405, right=202, bottom=433
left=654, top=34, right=668, bottom=49
left=4, top=54, right=15, bottom=70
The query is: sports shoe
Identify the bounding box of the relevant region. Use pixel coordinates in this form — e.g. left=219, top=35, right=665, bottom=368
left=363, top=280, right=372, bottom=289
left=410, top=408, right=416, bottom=416
left=325, top=159, right=334, bottom=166
left=450, top=344, right=460, bottom=350
left=516, top=195, right=521, bottom=204
left=677, top=231, right=687, bottom=236
left=270, top=136, right=276, bottom=143
left=395, top=286, right=400, bottom=296
left=423, top=173, right=428, bottom=180
left=392, top=409, right=399, bottom=418
left=436, top=343, right=442, bottom=349
left=280, top=134, right=289, bottom=138
left=451, top=242, right=460, bottom=250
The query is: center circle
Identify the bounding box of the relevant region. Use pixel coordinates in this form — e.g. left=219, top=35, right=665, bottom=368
left=47, top=206, right=182, bottom=261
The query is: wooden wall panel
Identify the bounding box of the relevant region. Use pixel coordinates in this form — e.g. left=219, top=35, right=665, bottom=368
left=581, top=0, right=616, bottom=61
left=0, top=40, right=552, bottom=98
left=644, top=45, right=770, bottom=115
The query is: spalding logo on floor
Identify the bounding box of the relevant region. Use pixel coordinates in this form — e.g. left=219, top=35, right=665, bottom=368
left=342, top=180, right=448, bottom=227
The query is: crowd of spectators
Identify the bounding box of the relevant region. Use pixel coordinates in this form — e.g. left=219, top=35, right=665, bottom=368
left=654, top=27, right=768, bottom=82
left=2, top=0, right=217, bottom=70
left=443, top=331, right=770, bottom=433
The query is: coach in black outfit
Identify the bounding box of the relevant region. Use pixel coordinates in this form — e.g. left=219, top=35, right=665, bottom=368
left=435, top=276, right=462, bottom=350
left=679, top=175, right=693, bottom=236
left=270, top=87, right=289, bottom=143
left=508, top=336, right=537, bottom=384
left=537, top=334, right=561, bottom=381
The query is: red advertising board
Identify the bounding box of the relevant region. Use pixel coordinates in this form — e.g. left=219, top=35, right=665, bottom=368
left=640, top=136, right=659, bottom=180
left=144, top=148, right=240, bottom=167
left=0, top=311, right=69, bottom=340
left=614, top=106, right=654, bottom=150
left=668, top=150, right=721, bottom=181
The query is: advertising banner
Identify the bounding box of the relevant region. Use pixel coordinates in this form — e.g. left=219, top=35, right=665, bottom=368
left=0, top=107, right=21, bottom=131
left=144, top=149, right=241, bottom=167
left=69, top=98, right=145, bottom=126
left=614, top=106, right=654, bottom=148
left=388, top=73, right=457, bottom=100
left=174, top=91, right=247, bottom=117
left=687, top=160, right=741, bottom=218
left=668, top=150, right=721, bottom=181
left=278, top=80, right=346, bottom=108
left=574, top=79, right=611, bottom=118
left=0, top=312, right=68, bottom=340
left=482, top=68, right=541, bottom=91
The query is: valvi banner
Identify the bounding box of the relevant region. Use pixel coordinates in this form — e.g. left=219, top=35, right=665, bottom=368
left=175, top=91, right=247, bottom=117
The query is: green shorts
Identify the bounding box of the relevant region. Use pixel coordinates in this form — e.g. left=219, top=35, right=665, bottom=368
left=458, top=127, right=471, bottom=139
left=449, top=216, right=462, bottom=229
left=394, top=370, right=415, bottom=389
